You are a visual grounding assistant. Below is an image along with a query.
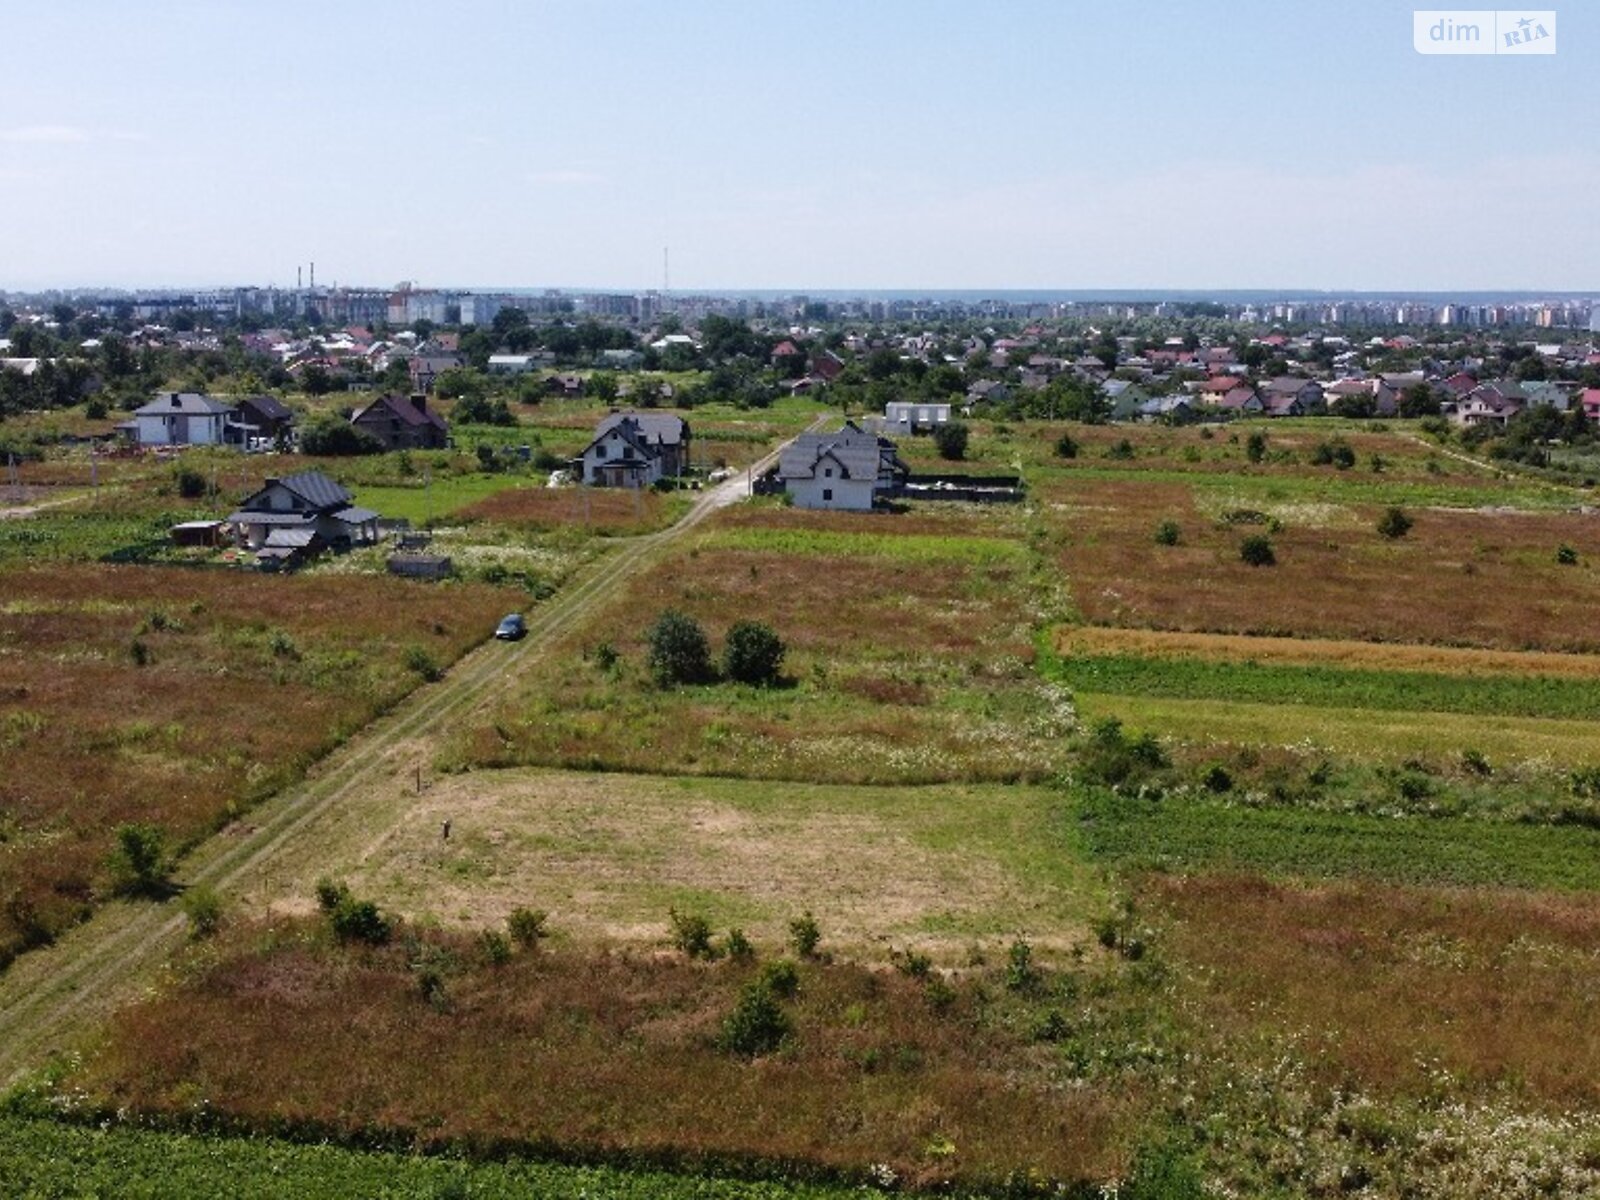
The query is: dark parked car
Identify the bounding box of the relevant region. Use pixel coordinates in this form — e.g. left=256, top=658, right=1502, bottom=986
left=494, top=613, right=526, bottom=641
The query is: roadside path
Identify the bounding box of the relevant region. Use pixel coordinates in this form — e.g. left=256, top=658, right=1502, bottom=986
left=0, top=428, right=811, bottom=1086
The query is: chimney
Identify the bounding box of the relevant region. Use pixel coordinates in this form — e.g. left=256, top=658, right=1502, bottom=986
left=410, top=392, right=427, bottom=414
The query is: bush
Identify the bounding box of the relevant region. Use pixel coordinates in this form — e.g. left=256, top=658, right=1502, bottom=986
left=299, top=412, right=383, bottom=456
left=1054, top=432, right=1078, bottom=459
left=722, top=620, right=785, bottom=686
left=1239, top=534, right=1275, bottom=566
left=110, top=823, right=170, bottom=897
left=1245, top=431, right=1267, bottom=463
left=724, top=927, right=755, bottom=961
left=1199, top=762, right=1233, bottom=793
left=1558, top=543, right=1579, bottom=565
left=1080, top=717, right=1170, bottom=791
left=647, top=610, right=712, bottom=686
left=718, top=980, right=791, bottom=1057
left=932, top=421, right=969, bottom=461
left=757, top=958, right=801, bottom=999
left=330, top=895, right=391, bottom=945
left=788, top=910, right=821, bottom=958
left=1376, top=506, right=1413, bottom=539
left=174, top=466, right=207, bottom=499
left=314, top=876, right=349, bottom=913
left=507, top=906, right=548, bottom=948
left=479, top=929, right=512, bottom=966
left=181, top=884, right=222, bottom=938
left=1106, top=438, right=1135, bottom=461
left=668, top=907, right=716, bottom=959
left=1005, top=938, right=1039, bottom=993
left=403, top=644, right=441, bottom=681
left=1153, top=519, right=1181, bottom=546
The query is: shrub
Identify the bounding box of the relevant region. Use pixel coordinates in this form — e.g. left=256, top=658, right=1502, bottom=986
left=1461, top=748, right=1492, bottom=777
left=1005, top=938, right=1040, bottom=993
left=724, top=927, right=755, bottom=961
left=718, top=981, right=791, bottom=1057
left=314, top=877, right=349, bottom=913
left=110, top=823, right=170, bottom=897
left=1239, top=534, right=1275, bottom=566
left=403, top=644, right=441, bottom=681
left=181, top=884, right=222, bottom=938
left=129, top=639, right=151, bottom=667
left=174, top=466, right=207, bottom=499
left=506, top=906, right=548, bottom=948
left=1199, top=762, right=1233, bottom=793
left=299, top=412, right=383, bottom=456
left=894, top=948, right=933, bottom=978
left=592, top=642, right=619, bottom=671
left=1376, top=506, right=1413, bottom=539
left=722, top=620, right=785, bottom=686
left=1153, top=519, right=1181, bottom=546
left=757, top=958, right=801, bottom=999
left=1054, top=432, right=1078, bottom=459
left=1558, top=543, right=1579, bottom=565
left=1106, top=438, right=1135, bottom=460
left=668, top=907, right=716, bottom=959
left=84, top=396, right=109, bottom=420
left=1080, top=717, right=1170, bottom=790
left=1245, top=431, right=1267, bottom=463
left=647, top=610, right=712, bottom=686
left=932, top=421, right=969, bottom=461
left=324, top=887, right=391, bottom=945
left=788, top=910, right=821, bottom=958
left=479, top=929, right=512, bottom=966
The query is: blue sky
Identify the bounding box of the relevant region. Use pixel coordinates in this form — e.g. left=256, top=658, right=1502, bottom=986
left=0, top=1, right=1592, bottom=291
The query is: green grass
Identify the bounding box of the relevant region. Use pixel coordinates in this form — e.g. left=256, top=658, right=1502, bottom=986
left=355, top=474, right=529, bottom=523
left=1050, top=652, right=1600, bottom=720
left=1076, top=788, right=1600, bottom=890
left=0, top=510, right=193, bottom=565
left=0, top=1114, right=866, bottom=1199
left=698, top=526, right=1027, bottom=565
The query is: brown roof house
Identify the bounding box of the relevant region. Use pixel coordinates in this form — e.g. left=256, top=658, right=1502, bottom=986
left=351, top=393, right=449, bottom=451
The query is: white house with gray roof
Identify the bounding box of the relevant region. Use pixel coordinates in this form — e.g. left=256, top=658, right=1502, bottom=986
left=579, top=411, right=691, bottom=488
left=128, top=392, right=244, bottom=447
left=226, top=470, right=381, bottom=566
left=778, top=423, right=906, bottom=511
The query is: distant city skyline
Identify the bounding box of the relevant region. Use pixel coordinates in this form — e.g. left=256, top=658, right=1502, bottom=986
left=1, top=1, right=1593, bottom=292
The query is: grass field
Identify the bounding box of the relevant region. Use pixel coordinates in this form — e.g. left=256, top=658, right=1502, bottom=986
left=56, top=919, right=1139, bottom=1191
left=0, top=564, right=512, bottom=967
left=263, top=769, right=1107, bottom=959
left=447, top=501, right=1068, bottom=786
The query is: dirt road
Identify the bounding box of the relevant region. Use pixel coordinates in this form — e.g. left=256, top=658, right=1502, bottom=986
left=0, top=435, right=806, bottom=1086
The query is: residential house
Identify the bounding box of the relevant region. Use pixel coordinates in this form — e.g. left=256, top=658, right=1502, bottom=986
left=126, top=392, right=244, bottom=448
left=409, top=352, right=464, bottom=394
left=1451, top=381, right=1526, bottom=427
left=235, top=394, right=296, bottom=446
left=579, top=411, right=691, bottom=488
left=350, top=393, right=450, bottom=450
left=1581, top=388, right=1600, bottom=424
left=1262, top=376, right=1325, bottom=413
left=778, top=423, right=906, bottom=511
left=966, top=379, right=1010, bottom=406
left=226, top=469, right=381, bottom=567
left=547, top=373, right=585, bottom=399
left=486, top=354, right=539, bottom=375
left=1214, top=385, right=1264, bottom=415
left=884, top=401, right=952, bottom=435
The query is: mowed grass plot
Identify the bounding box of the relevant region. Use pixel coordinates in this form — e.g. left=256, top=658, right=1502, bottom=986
left=270, top=770, right=1105, bottom=959
left=1045, top=475, right=1600, bottom=650
left=0, top=564, right=511, bottom=967
left=450, top=503, right=1070, bottom=786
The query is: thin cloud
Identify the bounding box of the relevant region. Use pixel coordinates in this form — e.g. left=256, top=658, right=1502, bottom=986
left=0, top=125, right=91, bottom=144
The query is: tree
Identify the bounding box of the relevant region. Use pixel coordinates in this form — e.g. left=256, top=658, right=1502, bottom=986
left=933, top=421, right=969, bottom=461
left=299, top=412, right=383, bottom=455
left=723, top=620, right=785, bottom=686
left=647, top=610, right=712, bottom=686
left=1376, top=506, right=1413, bottom=539
left=588, top=371, right=619, bottom=404
left=1239, top=535, right=1276, bottom=567
left=1399, top=384, right=1440, bottom=419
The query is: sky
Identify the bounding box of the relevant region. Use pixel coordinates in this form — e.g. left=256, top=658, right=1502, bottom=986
left=0, top=0, right=1594, bottom=292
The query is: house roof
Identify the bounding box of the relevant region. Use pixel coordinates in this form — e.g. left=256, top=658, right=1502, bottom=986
left=226, top=510, right=316, bottom=527
left=264, top=528, right=318, bottom=549
left=332, top=505, right=381, bottom=524
left=353, top=393, right=449, bottom=433
left=595, top=410, right=687, bottom=447
left=779, top=425, right=899, bottom=482
left=278, top=470, right=353, bottom=510
left=238, top=393, right=293, bottom=421
left=134, top=391, right=235, bottom=417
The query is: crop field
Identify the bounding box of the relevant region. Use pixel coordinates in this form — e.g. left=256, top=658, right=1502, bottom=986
left=446, top=500, right=1071, bottom=786
left=261, top=769, right=1106, bottom=958
left=0, top=564, right=511, bottom=967
left=455, top=483, right=691, bottom=535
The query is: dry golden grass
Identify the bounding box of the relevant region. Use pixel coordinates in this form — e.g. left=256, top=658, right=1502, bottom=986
left=274, top=769, right=1103, bottom=961
left=1048, top=476, right=1600, bottom=651
left=0, top=564, right=511, bottom=966
left=1154, top=873, right=1600, bottom=1105
left=457, top=484, right=680, bottom=534
left=72, top=925, right=1135, bottom=1189
left=1054, top=626, right=1600, bottom=680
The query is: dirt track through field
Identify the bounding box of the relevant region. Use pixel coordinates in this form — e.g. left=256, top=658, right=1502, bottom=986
left=0, top=430, right=815, bottom=1087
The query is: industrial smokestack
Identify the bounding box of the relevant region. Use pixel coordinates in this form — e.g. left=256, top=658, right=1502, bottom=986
left=310, top=261, right=316, bottom=289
